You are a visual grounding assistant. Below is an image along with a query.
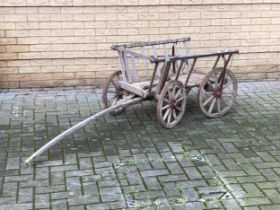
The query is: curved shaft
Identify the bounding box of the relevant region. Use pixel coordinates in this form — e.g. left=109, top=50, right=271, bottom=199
left=24, top=97, right=143, bottom=165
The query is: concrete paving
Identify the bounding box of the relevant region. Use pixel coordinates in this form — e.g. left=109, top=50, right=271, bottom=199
left=0, top=81, right=280, bottom=210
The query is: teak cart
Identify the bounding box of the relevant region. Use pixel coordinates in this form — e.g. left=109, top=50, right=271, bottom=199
left=25, top=37, right=238, bottom=164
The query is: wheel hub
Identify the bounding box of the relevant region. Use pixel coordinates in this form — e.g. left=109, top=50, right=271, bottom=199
left=169, top=99, right=177, bottom=109
left=213, top=89, right=223, bottom=97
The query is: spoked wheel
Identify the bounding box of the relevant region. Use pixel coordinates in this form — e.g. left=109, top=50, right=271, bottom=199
left=198, top=67, right=237, bottom=118
left=102, top=71, right=127, bottom=115
left=157, top=80, right=187, bottom=128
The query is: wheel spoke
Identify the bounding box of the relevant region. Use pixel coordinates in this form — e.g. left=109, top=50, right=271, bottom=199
left=167, top=89, right=172, bottom=99
left=112, top=97, right=119, bottom=105
left=167, top=110, right=172, bottom=124
left=163, top=108, right=171, bottom=121
left=208, top=98, right=216, bottom=114
left=217, top=98, right=221, bottom=113
left=223, top=81, right=233, bottom=90
left=161, top=104, right=169, bottom=111
left=220, top=96, right=229, bottom=106
left=163, top=98, right=169, bottom=103
left=171, top=86, right=176, bottom=98
left=214, top=72, right=219, bottom=88
left=174, top=88, right=181, bottom=99
left=206, top=81, right=215, bottom=91
left=176, top=97, right=184, bottom=103
left=176, top=106, right=182, bottom=112
left=221, top=92, right=233, bottom=98
left=172, top=109, right=177, bottom=119
left=203, top=95, right=214, bottom=106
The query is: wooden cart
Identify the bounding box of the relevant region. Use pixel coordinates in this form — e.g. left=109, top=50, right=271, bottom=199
left=103, top=37, right=238, bottom=128
left=25, top=37, right=238, bottom=164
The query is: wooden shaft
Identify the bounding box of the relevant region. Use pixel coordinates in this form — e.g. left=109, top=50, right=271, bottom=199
left=24, top=97, right=144, bottom=165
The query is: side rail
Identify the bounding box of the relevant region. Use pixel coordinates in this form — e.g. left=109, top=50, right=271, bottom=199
left=154, top=49, right=239, bottom=95
left=111, top=37, right=191, bottom=84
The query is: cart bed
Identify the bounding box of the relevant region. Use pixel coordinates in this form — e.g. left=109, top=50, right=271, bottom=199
left=118, top=72, right=205, bottom=97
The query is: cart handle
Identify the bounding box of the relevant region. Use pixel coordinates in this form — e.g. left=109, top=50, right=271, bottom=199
left=150, top=49, right=239, bottom=63
left=111, top=37, right=191, bottom=50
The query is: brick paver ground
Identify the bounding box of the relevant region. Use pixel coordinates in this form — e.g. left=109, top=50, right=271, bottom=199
left=0, top=81, right=280, bottom=210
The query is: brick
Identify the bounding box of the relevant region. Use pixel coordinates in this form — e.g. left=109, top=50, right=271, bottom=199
left=6, top=45, right=29, bottom=52
left=17, top=37, right=40, bottom=44
left=51, top=14, right=73, bottom=21
left=231, top=18, right=251, bottom=25
left=28, top=14, right=50, bottom=21
left=52, top=72, right=74, bottom=80
left=139, top=27, right=159, bottom=35
left=75, top=72, right=95, bottom=79
left=41, top=65, right=63, bottom=73
left=0, top=46, right=6, bottom=53
left=31, top=73, right=52, bottom=80
left=26, top=0, right=49, bottom=6
left=19, top=66, right=41, bottom=73
left=180, top=12, right=200, bottom=19
left=15, top=7, right=37, bottom=13
left=0, top=23, right=15, bottom=30
left=73, top=14, right=94, bottom=21
left=50, top=0, right=72, bottom=6
left=29, top=30, right=52, bottom=37
left=74, top=29, right=96, bottom=36
left=4, top=14, right=27, bottom=22
left=0, top=53, right=17, bottom=60
left=0, top=31, right=4, bottom=37
left=95, top=13, right=117, bottom=21
left=6, top=30, right=28, bottom=37
left=96, top=29, right=118, bottom=36
left=159, top=12, right=179, bottom=20
left=117, top=28, right=138, bottom=35
left=18, top=52, right=41, bottom=59
left=212, top=18, right=231, bottom=26
left=16, top=22, right=39, bottom=30
left=40, top=22, right=62, bottom=29
left=210, top=33, right=230, bottom=40
left=8, top=74, right=30, bottom=81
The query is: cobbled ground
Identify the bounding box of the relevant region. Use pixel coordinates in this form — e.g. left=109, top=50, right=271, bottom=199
left=0, top=81, right=280, bottom=210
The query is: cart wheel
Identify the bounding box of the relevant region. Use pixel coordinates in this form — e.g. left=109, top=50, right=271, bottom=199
left=198, top=68, right=237, bottom=118
left=102, top=71, right=127, bottom=115
left=157, top=80, right=187, bottom=128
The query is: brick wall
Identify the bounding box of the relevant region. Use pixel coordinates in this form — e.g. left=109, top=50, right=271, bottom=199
left=0, top=0, right=280, bottom=88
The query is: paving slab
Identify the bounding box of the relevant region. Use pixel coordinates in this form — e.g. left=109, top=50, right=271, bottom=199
left=0, top=81, right=280, bottom=209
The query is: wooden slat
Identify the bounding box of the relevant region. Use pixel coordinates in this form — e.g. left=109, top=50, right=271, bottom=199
left=173, top=43, right=180, bottom=71
left=183, top=41, right=189, bottom=56
left=117, top=51, right=127, bottom=82
left=141, top=47, right=149, bottom=79
left=130, top=54, right=139, bottom=82
left=163, top=44, right=169, bottom=61
left=152, top=45, right=161, bottom=77
left=122, top=52, right=132, bottom=83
